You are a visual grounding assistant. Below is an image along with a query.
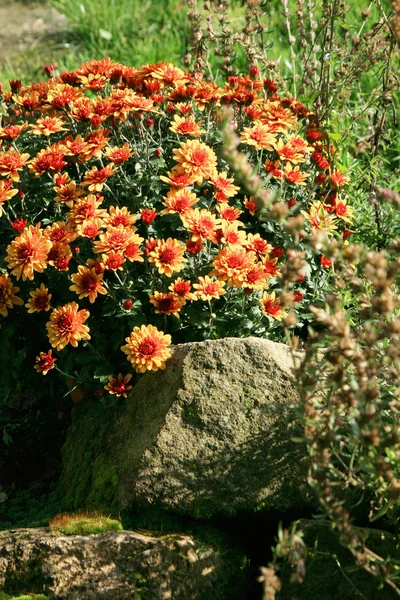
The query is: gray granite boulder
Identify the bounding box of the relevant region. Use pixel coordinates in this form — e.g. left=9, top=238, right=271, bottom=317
left=61, top=337, right=311, bottom=518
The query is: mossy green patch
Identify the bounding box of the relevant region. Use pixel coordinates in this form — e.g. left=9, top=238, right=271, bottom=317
left=1, top=595, right=50, bottom=600
left=59, top=398, right=122, bottom=511
left=49, top=513, right=123, bottom=535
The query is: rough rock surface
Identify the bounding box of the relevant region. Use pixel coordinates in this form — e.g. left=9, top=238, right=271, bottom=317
left=278, top=519, right=400, bottom=599
left=0, top=528, right=242, bottom=599
left=62, top=337, right=311, bottom=517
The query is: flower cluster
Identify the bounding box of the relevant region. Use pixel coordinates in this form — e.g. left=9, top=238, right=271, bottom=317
left=0, top=58, right=352, bottom=396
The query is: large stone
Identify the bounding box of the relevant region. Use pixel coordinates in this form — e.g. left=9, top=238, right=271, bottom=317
left=61, top=337, right=311, bottom=518
left=278, top=519, right=400, bottom=599
left=0, top=528, right=244, bottom=599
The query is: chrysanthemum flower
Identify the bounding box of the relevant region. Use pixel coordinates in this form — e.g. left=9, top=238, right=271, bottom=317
left=246, top=233, right=272, bottom=256
left=264, top=257, right=281, bottom=278
left=67, top=194, right=108, bottom=225
left=140, top=208, right=158, bottom=225
left=216, top=203, right=242, bottom=222
left=0, top=150, right=30, bottom=181
left=93, top=227, right=143, bottom=255
left=124, top=241, right=144, bottom=262
left=242, top=264, right=271, bottom=291
left=44, top=221, right=77, bottom=244
left=330, top=170, right=349, bottom=187
left=240, top=121, right=276, bottom=151
left=320, top=255, right=333, bottom=268
left=210, top=247, right=257, bottom=287
left=148, top=238, right=187, bottom=277
left=193, top=276, right=226, bottom=301
left=104, top=373, right=133, bottom=397
left=172, top=140, right=217, bottom=183
left=104, top=143, right=134, bottom=164
left=334, top=198, right=354, bottom=223
left=0, top=273, right=24, bottom=316
left=60, top=134, right=95, bottom=162
left=274, top=138, right=306, bottom=165
left=220, top=223, right=247, bottom=247
left=301, top=203, right=337, bottom=232
left=25, top=283, right=52, bottom=313
left=34, top=350, right=57, bottom=375
left=260, top=291, right=287, bottom=320
left=0, top=180, right=18, bottom=214
left=29, top=116, right=67, bottom=136
left=101, top=251, right=126, bottom=271
left=160, top=169, right=197, bottom=189
left=149, top=291, right=185, bottom=317
left=169, top=114, right=205, bottom=137
left=81, top=164, right=116, bottom=191
left=180, top=208, right=220, bottom=242
left=260, top=100, right=298, bottom=131
left=151, top=62, right=188, bottom=87
left=210, top=171, right=240, bottom=202
left=11, top=218, right=28, bottom=233
left=6, top=224, right=52, bottom=281
left=283, top=164, right=310, bottom=186
left=168, top=278, right=196, bottom=301
left=28, top=145, right=66, bottom=176
left=46, top=302, right=90, bottom=351
left=161, top=188, right=198, bottom=215
left=69, top=266, right=107, bottom=303
left=121, top=324, right=172, bottom=373
left=54, top=180, right=84, bottom=207
left=0, top=123, right=28, bottom=140
left=104, top=206, right=137, bottom=228
left=244, top=196, right=258, bottom=215
left=76, top=218, right=103, bottom=239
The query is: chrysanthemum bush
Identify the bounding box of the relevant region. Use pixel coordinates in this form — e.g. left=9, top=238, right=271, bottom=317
left=0, top=58, right=353, bottom=399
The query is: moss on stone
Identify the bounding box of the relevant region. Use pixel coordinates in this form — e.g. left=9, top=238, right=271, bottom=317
left=59, top=398, right=122, bottom=511
left=49, top=512, right=123, bottom=535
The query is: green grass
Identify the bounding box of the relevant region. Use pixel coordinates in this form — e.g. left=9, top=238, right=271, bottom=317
left=0, top=595, right=49, bottom=600
left=49, top=512, right=123, bottom=535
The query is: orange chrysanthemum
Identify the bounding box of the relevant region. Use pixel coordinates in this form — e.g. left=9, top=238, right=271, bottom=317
left=44, top=221, right=77, bottom=245
left=104, top=206, right=137, bottom=228
left=0, top=150, right=30, bottom=181
left=0, top=123, right=28, bottom=140
left=25, top=283, right=52, bottom=313
left=149, top=291, right=186, bottom=317
left=180, top=208, right=220, bottom=242
left=28, top=145, right=66, bottom=176
left=81, top=164, right=116, bottom=191
left=161, top=188, right=198, bottom=215
left=160, top=169, right=197, bottom=189
left=148, top=238, right=187, bottom=277
left=216, top=203, right=242, bottom=222
left=246, top=233, right=273, bottom=256
left=34, top=350, right=57, bottom=375
left=67, top=194, right=108, bottom=226
left=168, top=278, right=197, bottom=301
left=193, top=276, right=226, bottom=301
left=172, top=140, right=217, bottom=183
left=210, top=171, right=240, bottom=202
left=169, top=114, right=205, bottom=137
left=242, top=264, right=271, bottom=290
left=54, top=181, right=84, bottom=207
left=93, top=227, right=143, bottom=255
left=69, top=265, right=108, bottom=303
left=46, top=302, right=90, bottom=350
left=5, top=224, right=52, bottom=281
left=220, top=222, right=247, bottom=247
left=104, top=143, right=134, bottom=164
left=210, top=247, right=256, bottom=287
left=283, top=164, right=309, bottom=186
left=0, top=180, right=18, bottom=215
left=260, top=291, right=287, bottom=320
left=240, top=121, right=276, bottom=151
left=29, top=116, right=67, bottom=136
left=0, top=273, right=24, bottom=316
left=121, top=324, right=172, bottom=373
left=104, top=373, right=133, bottom=397
left=101, top=251, right=126, bottom=271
